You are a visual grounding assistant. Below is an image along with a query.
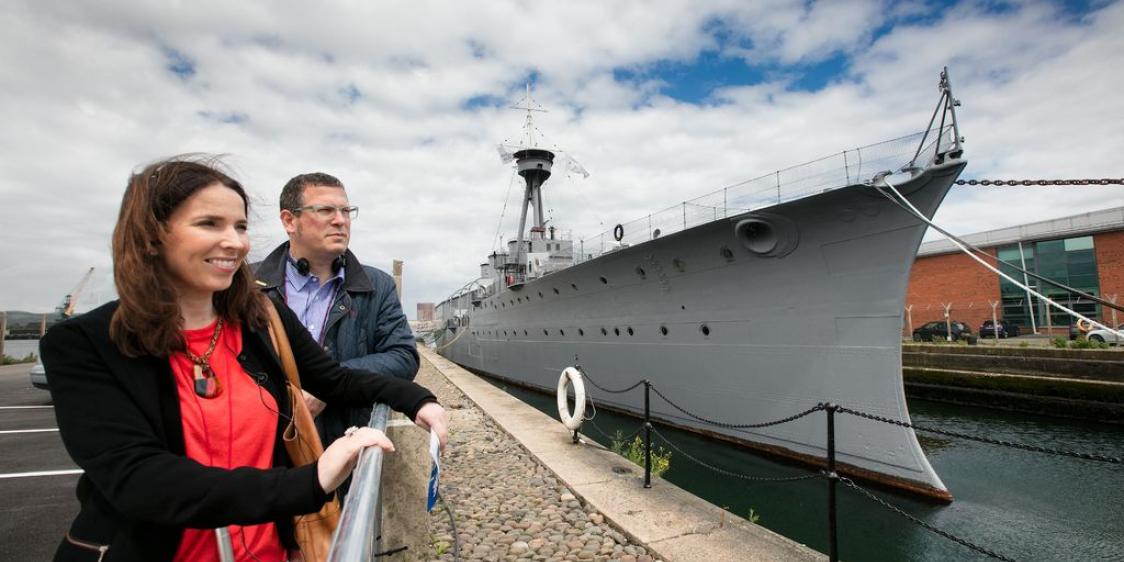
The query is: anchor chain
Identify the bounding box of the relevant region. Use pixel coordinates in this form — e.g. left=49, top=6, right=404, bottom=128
left=955, top=178, right=1122, bottom=186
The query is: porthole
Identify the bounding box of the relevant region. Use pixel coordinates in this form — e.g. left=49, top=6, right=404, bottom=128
left=599, top=276, right=608, bottom=284
left=544, top=329, right=549, bottom=336
left=700, top=324, right=711, bottom=336
left=614, top=327, right=620, bottom=336
left=635, top=266, right=646, bottom=278
left=560, top=329, right=565, bottom=336
left=553, top=287, right=560, bottom=295
left=571, top=283, right=578, bottom=290
left=503, top=330, right=508, bottom=336
left=517, top=297, right=522, bottom=303
left=627, top=327, right=634, bottom=336
left=600, top=327, right=608, bottom=336
left=523, top=330, right=528, bottom=336
left=659, top=325, right=668, bottom=336
left=579, top=328, right=585, bottom=336
left=538, top=291, right=544, bottom=298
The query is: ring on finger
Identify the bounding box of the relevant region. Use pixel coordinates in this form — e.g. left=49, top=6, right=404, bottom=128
left=344, top=426, right=360, bottom=437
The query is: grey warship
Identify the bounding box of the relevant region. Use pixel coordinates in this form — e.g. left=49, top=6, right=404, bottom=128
left=438, top=70, right=967, bottom=501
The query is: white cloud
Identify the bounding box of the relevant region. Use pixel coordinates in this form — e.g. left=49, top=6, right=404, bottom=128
left=1, top=0, right=1121, bottom=320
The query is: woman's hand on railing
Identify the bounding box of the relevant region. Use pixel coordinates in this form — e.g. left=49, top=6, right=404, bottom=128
left=317, top=427, right=395, bottom=493
left=413, top=402, right=449, bottom=452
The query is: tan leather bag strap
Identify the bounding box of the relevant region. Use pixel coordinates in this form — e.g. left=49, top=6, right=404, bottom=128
left=264, top=302, right=325, bottom=464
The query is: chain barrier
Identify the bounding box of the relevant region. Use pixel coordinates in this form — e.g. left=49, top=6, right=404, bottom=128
left=836, top=406, right=1123, bottom=464
left=650, top=385, right=825, bottom=429
left=955, top=178, right=1123, bottom=186
left=839, top=477, right=1017, bottom=562
left=649, top=426, right=822, bottom=483
left=577, top=367, right=646, bottom=394
left=583, top=418, right=645, bottom=447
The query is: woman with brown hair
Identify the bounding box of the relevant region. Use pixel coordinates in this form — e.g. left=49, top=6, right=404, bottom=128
left=41, top=156, right=447, bottom=562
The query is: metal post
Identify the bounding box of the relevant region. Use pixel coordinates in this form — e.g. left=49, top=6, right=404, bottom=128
left=1018, top=242, right=1037, bottom=334
left=990, top=300, right=1000, bottom=343
left=215, top=528, right=236, bottom=562
left=1111, top=295, right=1119, bottom=332
left=776, top=171, right=781, bottom=204
left=723, top=188, right=728, bottom=218
left=681, top=202, right=686, bottom=229
left=943, top=303, right=953, bottom=342
left=39, top=314, right=47, bottom=338
left=643, top=380, right=652, bottom=489
left=825, top=403, right=839, bottom=562
left=904, top=305, right=913, bottom=340
left=0, top=311, right=6, bottom=358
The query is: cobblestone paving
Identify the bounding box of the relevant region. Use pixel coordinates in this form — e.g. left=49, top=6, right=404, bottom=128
left=417, top=359, right=662, bottom=562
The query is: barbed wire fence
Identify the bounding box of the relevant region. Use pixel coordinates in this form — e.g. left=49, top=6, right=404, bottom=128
left=566, top=364, right=1121, bottom=562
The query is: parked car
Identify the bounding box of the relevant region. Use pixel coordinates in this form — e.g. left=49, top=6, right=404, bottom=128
left=979, top=319, right=1020, bottom=338
left=29, top=360, right=48, bottom=390
left=1085, top=323, right=1123, bottom=345
left=912, top=320, right=973, bottom=342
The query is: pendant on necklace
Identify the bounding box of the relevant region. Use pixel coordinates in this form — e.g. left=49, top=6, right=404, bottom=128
left=193, top=363, right=221, bottom=398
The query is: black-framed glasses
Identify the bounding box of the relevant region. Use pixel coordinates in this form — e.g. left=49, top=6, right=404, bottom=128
left=290, top=205, right=359, bottom=220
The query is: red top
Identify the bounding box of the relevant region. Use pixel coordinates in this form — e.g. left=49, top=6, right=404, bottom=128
left=170, top=320, right=287, bottom=562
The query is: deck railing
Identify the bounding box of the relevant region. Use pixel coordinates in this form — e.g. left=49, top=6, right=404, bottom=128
left=327, top=403, right=392, bottom=562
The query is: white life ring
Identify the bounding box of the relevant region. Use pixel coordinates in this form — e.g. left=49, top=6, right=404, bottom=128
left=557, top=367, right=586, bottom=431
left=1076, top=318, right=1094, bottom=333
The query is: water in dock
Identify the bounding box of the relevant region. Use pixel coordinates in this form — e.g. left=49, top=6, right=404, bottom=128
left=2, top=340, right=40, bottom=360
left=494, top=382, right=1124, bottom=562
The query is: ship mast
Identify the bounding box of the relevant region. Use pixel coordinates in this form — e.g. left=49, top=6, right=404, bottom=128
left=510, top=84, right=555, bottom=280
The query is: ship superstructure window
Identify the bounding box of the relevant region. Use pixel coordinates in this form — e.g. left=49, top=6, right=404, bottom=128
left=659, top=325, right=668, bottom=336
left=560, top=329, right=565, bottom=336
left=571, top=283, right=578, bottom=290
left=600, top=276, right=608, bottom=284
left=600, top=327, right=608, bottom=336
left=553, top=287, right=560, bottom=294
left=701, top=324, right=711, bottom=336
left=543, top=329, right=549, bottom=336
left=614, top=327, right=620, bottom=336
left=579, top=329, right=585, bottom=336
left=627, top=327, right=634, bottom=336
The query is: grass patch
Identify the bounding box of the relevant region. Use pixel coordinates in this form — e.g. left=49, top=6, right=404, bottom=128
left=610, top=430, right=671, bottom=477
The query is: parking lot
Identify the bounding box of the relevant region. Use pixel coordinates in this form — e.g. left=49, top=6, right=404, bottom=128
left=0, top=362, right=79, bottom=561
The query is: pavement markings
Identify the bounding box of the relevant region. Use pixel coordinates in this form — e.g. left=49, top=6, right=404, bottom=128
left=0, top=469, right=82, bottom=479
left=0, top=428, right=59, bottom=435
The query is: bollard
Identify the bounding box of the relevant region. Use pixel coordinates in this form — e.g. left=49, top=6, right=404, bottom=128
left=825, top=403, right=839, bottom=562
left=643, top=380, right=652, bottom=489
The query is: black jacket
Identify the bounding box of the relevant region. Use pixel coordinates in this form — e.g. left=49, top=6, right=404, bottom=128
left=41, top=300, right=435, bottom=562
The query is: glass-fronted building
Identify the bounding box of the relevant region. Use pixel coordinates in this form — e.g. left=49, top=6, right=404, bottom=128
left=996, top=236, right=1099, bottom=330
left=910, top=206, right=1124, bottom=334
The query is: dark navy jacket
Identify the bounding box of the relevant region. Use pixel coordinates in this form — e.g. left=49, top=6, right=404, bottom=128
left=254, top=243, right=419, bottom=445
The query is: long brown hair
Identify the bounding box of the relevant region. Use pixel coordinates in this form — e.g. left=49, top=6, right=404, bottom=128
left=110, top=155, right=268, bottom=357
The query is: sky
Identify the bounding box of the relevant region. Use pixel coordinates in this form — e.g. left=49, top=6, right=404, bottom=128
left=1, top=0, right=1122, bottom=319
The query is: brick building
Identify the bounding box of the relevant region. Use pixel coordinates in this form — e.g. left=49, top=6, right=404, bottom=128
left=905, top=206, right=1124, bottom=336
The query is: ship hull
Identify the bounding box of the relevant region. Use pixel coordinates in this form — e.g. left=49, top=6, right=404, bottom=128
left=439, top=161, right=966, bottom=501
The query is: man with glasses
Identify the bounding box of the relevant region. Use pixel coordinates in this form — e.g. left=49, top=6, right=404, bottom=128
left=254, top=173, right=418, bottom=464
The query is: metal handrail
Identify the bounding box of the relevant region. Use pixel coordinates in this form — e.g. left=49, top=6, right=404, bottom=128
left=327, top=403, right=392, bottom=562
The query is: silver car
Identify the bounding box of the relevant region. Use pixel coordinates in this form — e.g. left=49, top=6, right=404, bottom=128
left=29, top=361, right=48, bottom=390
left=1086, top=324, right=1123, bottom=345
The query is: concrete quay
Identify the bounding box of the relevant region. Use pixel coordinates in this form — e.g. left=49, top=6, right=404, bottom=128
left=416, top=346, right=824, bottom=562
